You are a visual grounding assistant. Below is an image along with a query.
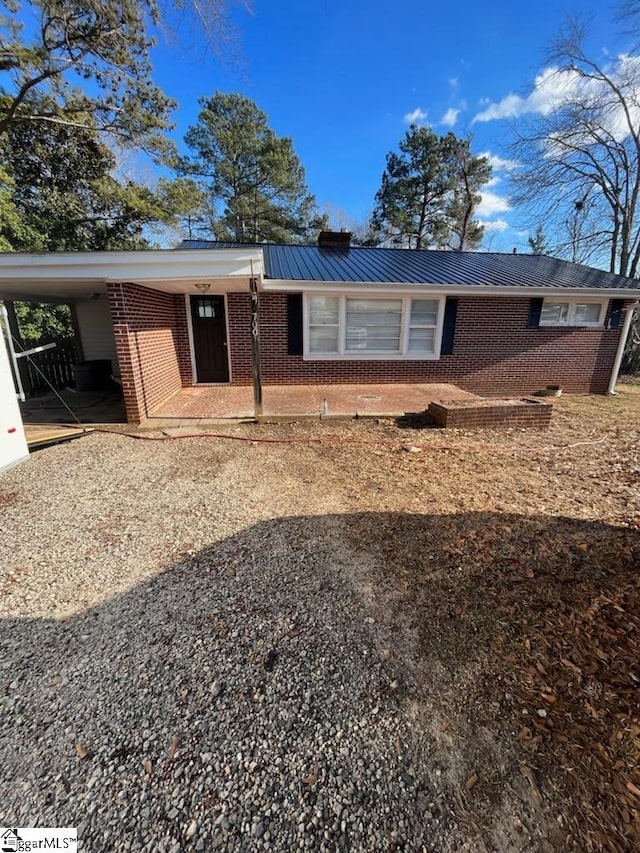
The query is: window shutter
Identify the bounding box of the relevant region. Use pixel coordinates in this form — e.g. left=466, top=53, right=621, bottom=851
left=608, top=298, right=625, bottom=329
left=527, top=297, right=544, bottom=328
left=441, top=297, right=458, bottom=355
left=287, top=293, right=303, bottom=355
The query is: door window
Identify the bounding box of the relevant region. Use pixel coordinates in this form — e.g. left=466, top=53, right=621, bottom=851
left=196, top=299, right=217, bottom=319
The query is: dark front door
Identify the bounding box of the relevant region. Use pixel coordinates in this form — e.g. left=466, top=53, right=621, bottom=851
left=191, top=295, right=229, bottom=382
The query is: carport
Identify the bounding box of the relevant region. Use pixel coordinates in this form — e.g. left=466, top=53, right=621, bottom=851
left=0, top=247, right=263, bottom=423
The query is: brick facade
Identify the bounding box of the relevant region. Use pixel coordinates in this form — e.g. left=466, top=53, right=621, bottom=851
left=222, top=292, right=624, bottom=395
left=174, top=295, right=193, bottom=385
left=107, top=282, right=186, bottom=423
left=109, top=286, right=626, bottom=422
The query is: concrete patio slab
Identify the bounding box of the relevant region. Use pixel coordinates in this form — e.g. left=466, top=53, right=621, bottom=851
left=146, top=383, right=478, bottom=423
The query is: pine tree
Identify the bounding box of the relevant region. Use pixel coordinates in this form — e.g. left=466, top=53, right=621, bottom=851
left=370, top=126, right=491, bottom=250
left=180, top=92, right=323, bottom=243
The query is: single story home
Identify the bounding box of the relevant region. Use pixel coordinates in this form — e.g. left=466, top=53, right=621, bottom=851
left=1, top=230, right=639, bottom=424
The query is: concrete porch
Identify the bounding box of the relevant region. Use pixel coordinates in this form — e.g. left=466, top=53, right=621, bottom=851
left=142, top=382, right=478, bottom=425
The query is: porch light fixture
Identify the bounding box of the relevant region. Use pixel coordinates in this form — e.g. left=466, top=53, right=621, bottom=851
left=195, top=282, right=211, bottom=293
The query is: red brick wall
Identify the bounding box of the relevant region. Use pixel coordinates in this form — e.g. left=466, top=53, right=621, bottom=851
left=428, top=399, right=553, bottom=430
left=227, top=293, right=253, bottom=383
left=107, top=283, right=183, bottom=423
left=222, top=292, right=624, bottom=394
left=174, top=295, right=193, bottom=385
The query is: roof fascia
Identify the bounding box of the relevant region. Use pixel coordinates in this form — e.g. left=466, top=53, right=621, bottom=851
left=0, top=248, right=264, bottom=281
left=262, top=279, right=639, bottom=298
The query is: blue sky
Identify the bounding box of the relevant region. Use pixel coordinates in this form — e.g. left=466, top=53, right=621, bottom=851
left=150, top=0, right=623, bottom=251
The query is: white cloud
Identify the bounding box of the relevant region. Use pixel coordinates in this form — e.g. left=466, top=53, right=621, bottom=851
left=473, top=67, right=582, bottom=123
left=440, top=107, right=459, bottom=127
left=474, top=94, right=525, bottom=123
left=479, top=151, right=519, bottom=172
left=449, top=77, right=459, bottom=90
left=404, top=107, right=428, bottom=125
left=473, top=55, right=640, bottom=137
left=478, top=219, right=509, bottom=232
left=476, top=190, right=512, bottom=218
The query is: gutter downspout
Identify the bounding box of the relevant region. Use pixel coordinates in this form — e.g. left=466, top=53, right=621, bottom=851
left=608, top=301, right=640, bottom=395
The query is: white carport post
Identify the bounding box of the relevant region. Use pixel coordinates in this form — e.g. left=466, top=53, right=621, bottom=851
left=608, top=301, right=639, bottom=395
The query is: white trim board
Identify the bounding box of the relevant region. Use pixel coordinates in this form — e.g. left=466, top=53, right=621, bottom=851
left=0, top=247, right=263, bottom=275
left=264, top=279, right=639, bottom=299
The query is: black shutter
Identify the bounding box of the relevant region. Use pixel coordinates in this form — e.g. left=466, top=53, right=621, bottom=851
left=608, top=298, right=625, bottom=329
left=527, top=297, right=544, bottom=328
left=287, top=293, right=303, bottom=355
left=441, top=297, right=458, bottom=355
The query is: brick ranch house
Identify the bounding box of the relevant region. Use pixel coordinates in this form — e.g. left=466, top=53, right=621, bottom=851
left=1, top=230, right=639, bottom=424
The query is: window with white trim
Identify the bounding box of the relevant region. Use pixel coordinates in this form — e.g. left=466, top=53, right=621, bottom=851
left=305, top=295, right=443, bottom=358
left=345, top=298, right=403, bottom=352
left=308, top=296, right=340, bottom=353
left=539, top=298, right=606, bottom=327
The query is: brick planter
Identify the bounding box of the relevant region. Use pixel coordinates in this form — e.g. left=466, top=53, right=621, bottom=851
left=427, top=397, right=552, bottom=430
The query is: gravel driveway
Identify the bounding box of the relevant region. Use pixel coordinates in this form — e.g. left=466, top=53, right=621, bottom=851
left=0, top=430, right=470, bottom=853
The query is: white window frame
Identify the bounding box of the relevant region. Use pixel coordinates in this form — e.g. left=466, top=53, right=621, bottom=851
left=539, top=298, right=607, bottom=328
left=303, top=293, right=445, bottom=360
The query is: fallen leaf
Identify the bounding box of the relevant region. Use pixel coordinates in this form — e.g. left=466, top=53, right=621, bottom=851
left=143, top=760, right=153, bottom=775
left=75, top=743, right=89, bottom=759
left=465, top=772, right=478, bottom=791
left=560, top=657, right=582, bottom=677
left=395, top=738, right=403, bottom=756
left=302, top=772, right=318, bottom=786
left=520, top=765, right=543, bottom=805
left=168, top=735, right=181, bottom=759
left=626, top=780, right=640, bottom=800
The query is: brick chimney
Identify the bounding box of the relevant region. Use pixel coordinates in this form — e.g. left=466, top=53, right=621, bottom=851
left=318, top=229, right=352, bottom=248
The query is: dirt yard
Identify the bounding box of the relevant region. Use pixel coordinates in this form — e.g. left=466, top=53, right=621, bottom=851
left=1, top=383, right=639, bottom=852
